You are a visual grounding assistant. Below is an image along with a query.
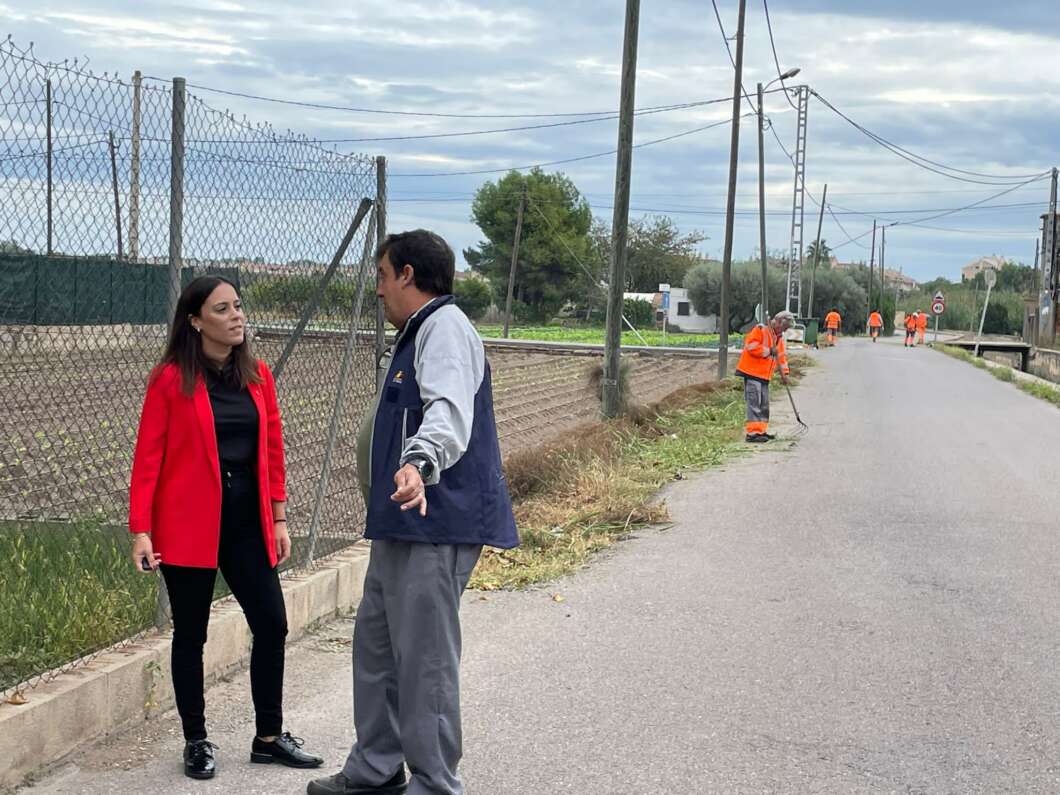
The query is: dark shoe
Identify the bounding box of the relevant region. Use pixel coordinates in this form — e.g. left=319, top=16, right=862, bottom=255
left=745, top=433, right=769, bottom=444
left=762, top=432, right=776, bottom=440
left=184, top=739, right=217, bottom=780
left=251, top=731, right=324, bottom=769
left=307, top=769, right=407, bottom=795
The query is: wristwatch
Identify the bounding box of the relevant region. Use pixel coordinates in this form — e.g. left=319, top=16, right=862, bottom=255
left=406, top=456, right=434, bottom=481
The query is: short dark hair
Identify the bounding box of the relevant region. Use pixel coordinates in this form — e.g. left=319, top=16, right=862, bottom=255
left=377, top=230, right=455, bottom=296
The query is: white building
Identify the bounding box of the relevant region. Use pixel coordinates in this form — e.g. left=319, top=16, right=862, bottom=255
left=624, top=288, right=718, bottom=333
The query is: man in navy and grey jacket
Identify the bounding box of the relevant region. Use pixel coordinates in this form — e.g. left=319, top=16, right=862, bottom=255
left=309, top=230, right=518, bottom=795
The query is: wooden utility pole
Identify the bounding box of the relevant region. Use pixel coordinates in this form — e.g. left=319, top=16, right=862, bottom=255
left=108, top=131, right=123, bottom=260
left=502, top=188, right=526, bottom=338
left=756, top=81, right=768, bottom=320
left=718, top=0, right=747, bottom=380
left=602, top=0, right=640, bottom=418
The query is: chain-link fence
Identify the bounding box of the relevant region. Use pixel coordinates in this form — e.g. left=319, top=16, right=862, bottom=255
left=0, top=39, right=386, bottom=698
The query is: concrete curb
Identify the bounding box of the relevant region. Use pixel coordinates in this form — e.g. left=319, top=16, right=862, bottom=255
left=0, top=542, right=370, bottom=792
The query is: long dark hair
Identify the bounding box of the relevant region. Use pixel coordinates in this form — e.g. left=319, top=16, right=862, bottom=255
left=157, top=275, right=261, bottom=396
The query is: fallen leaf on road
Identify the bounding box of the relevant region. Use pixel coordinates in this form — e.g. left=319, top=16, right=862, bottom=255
left=551, top=593, right=565, bottom=603
left=6, top=692, right=27, bottom=705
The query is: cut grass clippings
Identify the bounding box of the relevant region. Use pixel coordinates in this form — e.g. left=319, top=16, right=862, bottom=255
left=471, top=355, right=812, bottom=590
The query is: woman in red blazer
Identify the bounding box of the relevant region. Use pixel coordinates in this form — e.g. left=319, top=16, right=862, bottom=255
left=130, top=276, right=322, bottom=780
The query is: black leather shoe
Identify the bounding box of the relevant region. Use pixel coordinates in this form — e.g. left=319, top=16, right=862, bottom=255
left=184, top=739, right=217, bottom=780
left=745, top=433, right=769, bottom=443
left=251, top=731, right=324, bottom=768
left=306, top=769, right=407, bottom=795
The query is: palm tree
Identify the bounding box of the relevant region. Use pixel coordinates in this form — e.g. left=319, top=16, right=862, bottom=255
left=805, top=240, right=832, bottom=268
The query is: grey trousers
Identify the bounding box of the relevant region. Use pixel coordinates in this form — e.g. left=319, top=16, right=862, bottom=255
left=343, top=539, right=482, bottom=795
left=744, top=377, right=770, bottom=433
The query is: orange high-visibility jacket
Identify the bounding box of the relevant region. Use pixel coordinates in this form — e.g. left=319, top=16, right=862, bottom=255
left=905, top=314, right=917, bottom=331
left=825, top=311, right=841, bottom=330
left=736, top=324, right=789, bottom=382
left=917, top=312, right=929, bottom=330
left=868, top=312, right=883, bottom=328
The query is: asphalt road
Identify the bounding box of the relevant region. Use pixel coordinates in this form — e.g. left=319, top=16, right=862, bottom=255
left=26, top=336, right=1060, bottom=793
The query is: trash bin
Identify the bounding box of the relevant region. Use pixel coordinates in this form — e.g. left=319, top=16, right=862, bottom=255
left=800, top=317, right=819, bottom=348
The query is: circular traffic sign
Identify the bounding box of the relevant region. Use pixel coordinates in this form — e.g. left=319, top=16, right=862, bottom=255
left=932, top=301, right=945, bottom=315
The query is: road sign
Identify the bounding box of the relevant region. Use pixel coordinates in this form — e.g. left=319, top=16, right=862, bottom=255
left=932, top=301, right=945, bottom=315
left=984, top=269, right=997, bottom=289
left=933, top=289, right=945, bottom=303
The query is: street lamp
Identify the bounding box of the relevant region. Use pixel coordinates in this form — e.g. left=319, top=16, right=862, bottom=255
left=756, top=67, right=800, bottom=320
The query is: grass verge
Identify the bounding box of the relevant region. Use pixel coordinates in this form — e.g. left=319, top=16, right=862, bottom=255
left=471, top=357, right=810, bottom=590
left=937, top=344, right=1060, bottom=403
left=0, top=520, right=158, bottom=693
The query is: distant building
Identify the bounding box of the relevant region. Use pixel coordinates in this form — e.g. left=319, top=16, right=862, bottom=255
left=624, top=288, right=718, bottom=333
left=831, top=257, right=919, bottom=294
left=961, top=255, right=1007, bottom=283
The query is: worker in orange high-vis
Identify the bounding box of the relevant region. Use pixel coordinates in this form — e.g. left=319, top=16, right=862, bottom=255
left=824, top=310, right=841, bottom=346
left=904, top=311, right=917, bottom=347
left=917, top=309, right=928, bottom=345
left=735, top=310, right=794, bottom=443
left=868, top=310, right=883, bottom=342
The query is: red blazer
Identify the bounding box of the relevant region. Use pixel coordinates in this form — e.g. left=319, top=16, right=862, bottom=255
left=129, top=360, right=287, bottom=568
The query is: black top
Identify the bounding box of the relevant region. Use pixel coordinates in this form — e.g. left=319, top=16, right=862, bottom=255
left=205, top=363, right=259, bottom=471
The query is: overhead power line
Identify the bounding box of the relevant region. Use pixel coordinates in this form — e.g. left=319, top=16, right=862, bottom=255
left=389, top=114, right=748, bottom=177
left=810, top=90, right=1049, bottom=185
left=761, top=0, right=800, bottom=111
left=141, top=75, right=759, bottom=120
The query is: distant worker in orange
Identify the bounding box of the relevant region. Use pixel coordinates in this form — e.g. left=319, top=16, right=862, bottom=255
left=735, top=310, right=794, bottom=444
left=868, top=310, right=883, bottom=343
left=917, top=309, right=928, bottom=345
left=824, top=309, right=842, bottom=346
left=904, top=311, right=918, bottom=347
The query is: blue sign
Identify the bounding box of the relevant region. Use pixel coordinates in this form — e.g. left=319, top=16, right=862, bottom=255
left=661, top=292, right=670, bottom=310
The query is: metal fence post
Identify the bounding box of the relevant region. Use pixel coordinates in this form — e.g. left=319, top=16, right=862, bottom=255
left=45, top=78, right=53, bottom=255
left=304, top=209, right=378, bottom=566
left=128, top=70, right=142, bottom=261
left=167, top=77, right=185, bottom=325
left=375, top=156, right=387, bottom=389
left=157, top=76, right=186, bottom=630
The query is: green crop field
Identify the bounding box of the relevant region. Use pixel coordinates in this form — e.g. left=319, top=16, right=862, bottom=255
left=475, top=325, right=740, bottom=349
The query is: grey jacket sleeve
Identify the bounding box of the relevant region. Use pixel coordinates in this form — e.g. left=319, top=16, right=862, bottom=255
left=400, top=305, right=485, bottom=485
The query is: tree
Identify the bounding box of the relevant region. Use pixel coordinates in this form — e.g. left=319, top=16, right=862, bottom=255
left=453, top=277, right=493, bottom=320
left=465, top=169, right=594, bottom=323
left=805, top=239, right=832, bottom=269
left=593, top=214, right=707, bottom=293
left=623, top=298, right=654, bottom=328
left=684, top=260, right=787, bottom=333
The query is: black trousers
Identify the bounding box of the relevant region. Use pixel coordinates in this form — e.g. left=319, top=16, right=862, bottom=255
left=160, top=468, right=287, bottom=742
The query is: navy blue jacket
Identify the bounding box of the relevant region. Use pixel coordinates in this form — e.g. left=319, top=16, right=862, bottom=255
left=366, top=296, right=519, bottom=549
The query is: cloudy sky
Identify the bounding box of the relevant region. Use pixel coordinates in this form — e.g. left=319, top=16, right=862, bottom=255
left=4, top=0, right=1058, bottom=283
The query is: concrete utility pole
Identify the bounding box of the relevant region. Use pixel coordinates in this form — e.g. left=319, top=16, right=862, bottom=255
left=757, top=82, right=768, bottom=320
left=601, top=0, right=640, bottom=418
left=502, top=188, right=526, bottom=339
left=867, top=219, right=877, bottom=324
left=806, top=183, right=827, bottom=320
left=718, top=0, right=747, bottom=380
